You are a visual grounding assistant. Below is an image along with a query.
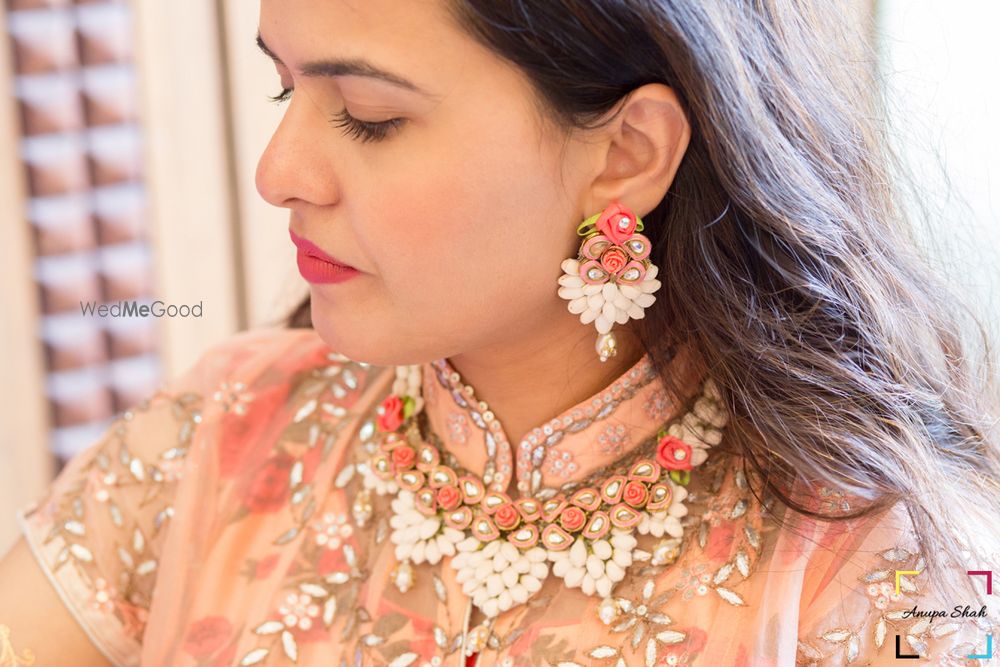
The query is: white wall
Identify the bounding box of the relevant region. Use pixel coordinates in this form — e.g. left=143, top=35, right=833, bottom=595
left=875, top=1, right=1000, bottom=343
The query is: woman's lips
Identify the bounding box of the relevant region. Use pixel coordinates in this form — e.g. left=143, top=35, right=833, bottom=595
left=288, top=229, right=360, bottom=284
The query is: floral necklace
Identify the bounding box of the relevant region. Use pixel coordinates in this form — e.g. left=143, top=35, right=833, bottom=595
left=354, top=363, right=729, bottom=656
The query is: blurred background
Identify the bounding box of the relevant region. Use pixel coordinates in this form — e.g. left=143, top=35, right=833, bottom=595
left=0, top=0, right=997, bottom=552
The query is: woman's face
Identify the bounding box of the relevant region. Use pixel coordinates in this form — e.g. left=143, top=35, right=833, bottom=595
left=256, top=0, right=614, bottom=366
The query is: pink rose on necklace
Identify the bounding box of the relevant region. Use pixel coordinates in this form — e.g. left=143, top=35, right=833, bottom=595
left=377, top=394, right=405, bottom=432
left=494, top=503, right=521, bottom=530
left=391, top=444, right=416, bottom=470
left=622, top=480, right=649, bottom=507
left=559, top=506, right=586, bottom=532
left=436, top=484, right=462, bottom=511
left=656, top=435, right=693, bottom=471
left=600, top=247, right=628, bottom=275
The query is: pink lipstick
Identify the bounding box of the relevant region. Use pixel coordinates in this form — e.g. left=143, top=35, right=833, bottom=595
left=289, top=229, right=360, bottom=284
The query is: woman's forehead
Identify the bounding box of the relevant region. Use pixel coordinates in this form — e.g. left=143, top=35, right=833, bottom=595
left=257, top=0, right=538, bottom=114
left=257, top=0, right=464, bottom=76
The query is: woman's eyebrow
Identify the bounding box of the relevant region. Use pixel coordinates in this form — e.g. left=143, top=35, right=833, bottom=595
left=255, top=30, right=439, bottom=99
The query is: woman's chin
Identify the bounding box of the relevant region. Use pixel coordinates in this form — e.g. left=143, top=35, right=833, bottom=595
left=310, top=311, right=399, bottom=366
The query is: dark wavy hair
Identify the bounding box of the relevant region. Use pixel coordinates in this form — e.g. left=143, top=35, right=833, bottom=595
left=281, top=0, right=1000, bottom=602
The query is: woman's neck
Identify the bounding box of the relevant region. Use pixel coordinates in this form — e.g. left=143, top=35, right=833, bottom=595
left=445, top=322, right=648, bottom=450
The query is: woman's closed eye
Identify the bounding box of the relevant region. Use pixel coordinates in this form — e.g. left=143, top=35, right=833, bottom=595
left=268, top=87, right=406, bottom=143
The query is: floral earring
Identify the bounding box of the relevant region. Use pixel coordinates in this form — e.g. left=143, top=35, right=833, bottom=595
left=557, top=201, right=661, bottom=362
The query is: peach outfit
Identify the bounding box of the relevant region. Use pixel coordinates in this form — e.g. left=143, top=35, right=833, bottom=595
left=14, top=327, right=996, bottom=666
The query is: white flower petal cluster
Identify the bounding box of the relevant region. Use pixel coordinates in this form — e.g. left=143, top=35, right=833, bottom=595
left=452, top=537, right=548, bottom=618
left=357, top=459, right=399, bottom=496
left=666, top=379, right=730, bottom=466
left=637, top=482, right=689, bottom=538
left=389, top=490, right=464, bottom=565
left=549, top=532, right=637, bottom=599
left=558, top=259, right=662, bottom=335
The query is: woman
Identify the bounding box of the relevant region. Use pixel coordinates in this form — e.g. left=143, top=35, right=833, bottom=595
left=3, top=0, right=999, bottom=665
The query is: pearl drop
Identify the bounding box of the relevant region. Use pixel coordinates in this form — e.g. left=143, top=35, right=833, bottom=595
left=596, top=332, right=617, bottom=361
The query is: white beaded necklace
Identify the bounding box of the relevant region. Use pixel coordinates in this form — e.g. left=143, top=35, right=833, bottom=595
left=354, top=363, right=729, bottom=657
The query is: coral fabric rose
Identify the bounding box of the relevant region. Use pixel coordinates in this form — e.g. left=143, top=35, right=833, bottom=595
left=377, top=394, right=405, bottom=431
left=559, top=506, right=586, bottom=532
left=183, top=616, right=232, bottom=658
left=253, top=553, right=280, bottom=579
left=705, top=521, right=736, bottom=562
left=244, top=454, right=293, bottom=513
left=596, top=202, right=637, bottom=244
left=494, top=503, right=521, bottom=530
left=622, top=480, right=649, bottom=507
left=600, top=247, right=628, bottom=275
left=218, top=382, right=290, bottom=478
left=391, top=444, right=416, bottom=470
left=436, top=484, right=462, bottom=511
left=656, top=435, right=693, bottom=471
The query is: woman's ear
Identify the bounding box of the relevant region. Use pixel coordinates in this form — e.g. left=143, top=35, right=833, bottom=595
left=582, top=83, right=691, bottom=217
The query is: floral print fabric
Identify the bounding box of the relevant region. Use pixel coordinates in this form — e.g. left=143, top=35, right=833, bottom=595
left=15, top=327, right=996, bottom=666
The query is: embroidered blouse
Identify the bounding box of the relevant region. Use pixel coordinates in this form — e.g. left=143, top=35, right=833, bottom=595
left=15, top=327, right=996, bottom=666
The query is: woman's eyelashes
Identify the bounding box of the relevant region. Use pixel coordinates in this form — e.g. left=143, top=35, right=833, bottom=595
left=268, top=87, right=405, bottom=143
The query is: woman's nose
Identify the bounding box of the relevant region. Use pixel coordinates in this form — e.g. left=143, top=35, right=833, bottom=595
left=255, top=102, right=340, bottom=210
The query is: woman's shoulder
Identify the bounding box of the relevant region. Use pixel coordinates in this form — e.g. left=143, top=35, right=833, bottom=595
left=783, top=495, right=996, bottom=665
